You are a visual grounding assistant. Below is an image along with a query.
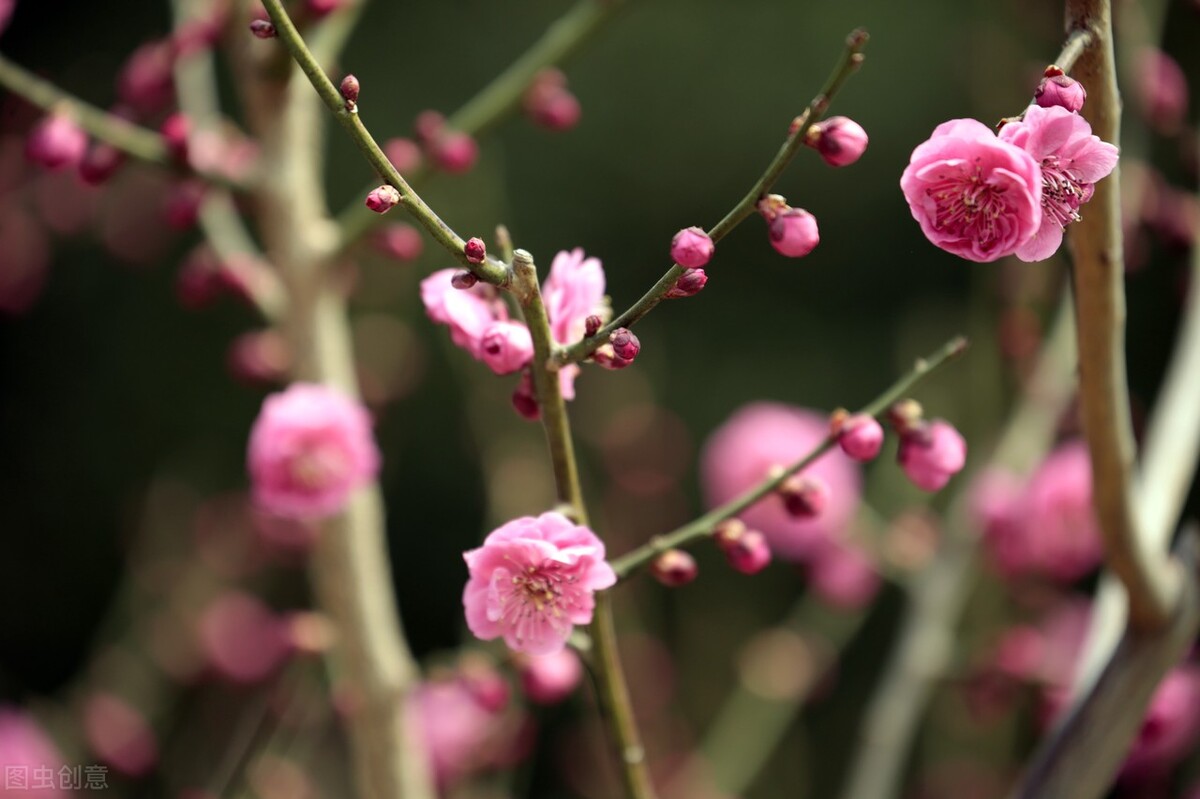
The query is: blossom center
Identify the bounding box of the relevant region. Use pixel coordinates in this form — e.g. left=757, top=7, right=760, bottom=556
left=289, top=440, right=348, bottom=491
left=925, top=162, right=1009, bottom=251
left=1039, top=155, right=1089, bottom=229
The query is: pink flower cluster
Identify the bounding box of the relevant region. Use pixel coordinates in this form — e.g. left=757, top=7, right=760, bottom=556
left=246, top=383, right=381, bottom=519
left=972, top=440, right=1103, bottom=582
left=463, top=511, right=616, bottom=655
left=421, top=248, right=607, bottom=402
left=901, top=104, right=1117, bottom=262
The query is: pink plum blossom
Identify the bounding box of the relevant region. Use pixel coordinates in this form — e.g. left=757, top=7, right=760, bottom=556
left=975, top=441, right=1103, bottom=582
left=82, top=693, right=159, bottom=777
left=519, top=649, right=585, bottom=705
left=702, top=403, right=862, bottom=561
left=26, top=114, right=88, bottom=171
left=1135, top=48, right=1190, bottom=134
left=406, top=676, right=520, bottom=789
left=420, top=269, right=505, bottom=358
left=1121, top=666, right=1200, bottom=781
left=998, top=105, right=1119, bottom=262
left=807, top=539, right=881, bottom=610
left=246, top=383, right=381, bottom=519
left=479, top=321, right=535, bottom=375
left=901, top=118, right=1043, bottom=262
left=897, top=420, right=966, bottom=491
left=541, top=247, right=607, bottom=346
left=196, top=591, right=290, bottom=684
left=0, top=709, right=65, bottom=799
left=463, top=512, right=616, bottom=655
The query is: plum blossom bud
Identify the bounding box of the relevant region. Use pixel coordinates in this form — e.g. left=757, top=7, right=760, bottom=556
left=665, top=267, right=707, bottom=298
left=79, top=142, right=126, bottom=185
left=837, top=414, right=884, bottom=461
left=247, top=383, right=381, bottom=519
left=805, top=116, right=869, bottom=167
left=480, top=321, right=534, bottom=375
left=384, top=137, right=422, bottom=173
left=767, top=207, right=820, bottom=257
left=651, top=549, right=698, bottom=587
left=1035, top=69, right=1086, bottom=113
left=609, top=327, right=640, bottom=361
left=511, top=371, right=540, bottom=420
left=339, top=74, right=359, bottom=111
left=519, top=649, right=584, bottom=705
left=249, top=19, right=277, bottom=38
left=197, top=592, right=290, bottom=684
left=450, top=271, right=477, bottom=290
left=26, top=113, right=88, bottom=171
left=670, top=226, right=714, bottom=268
left=414, top=110, right=446, bottom=145
left=83, top=693, right=159, bottom=777
left=591, top=343, right=633, bottom=370
left=778, top=474, right=829, bottom=519
left=373, top=223, right=424, bottom=262
left=464, top=237, right=486, bottom=264
left=898, top=419, right=967, bottom=492
left=228, top=330, right=291, bottom=385
left=160, top=112, right=190, bottom=163
left=584, top=315, right=603, bottom=337
left=524, top=69, right=582, bottom=132
left=432, top=131, right=479, bottom=174
left=365, top=184, right=401, bottom=214
left=887, top=398, right=924, bottom=435
left=713, top=519, right=772, bottom=575
left=117, top=39, right=176, bottom=114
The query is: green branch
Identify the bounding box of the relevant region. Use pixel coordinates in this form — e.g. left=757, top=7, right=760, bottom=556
left=552, top=27, right=869, bottom=368
left=610, top=334, right=967, bottom=579
left=259, top=0, right=511, bottom=286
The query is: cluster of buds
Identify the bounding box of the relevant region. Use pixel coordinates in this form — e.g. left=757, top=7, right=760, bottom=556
left=757, top=194, right=819, bottom=258
left=523, top=68, right=582, bottom=132
left=592, top=327, right=640, bottom=369
left=888, top=399, right=967, bottom=491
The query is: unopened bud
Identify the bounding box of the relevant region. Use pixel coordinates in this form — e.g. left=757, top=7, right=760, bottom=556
left=450, top=271, right=477, bottom=290
left=609, top=328, right=640, bottom=361
left=413, top=110, right=446, bottom=145
left=26, top=113, right=88, bottom=171
left=670, top=226, right=714, bottom=269
left=306, top=0, right=345, bottom=17
left=650, top=549, right=698, bottom=587
left=464, top=237, right=486, bottom=264
left=837, top=414, right=885, bottom=462
left=339, top=74, right=360, bottom=111
left=766, top=207, right=819, bottom=258
left=713, top=521, right=771, bottom=575
left=160, top=112, right=190, bottom=163
left=887, top=398, right=924, bottom=435
left=591, top=343, right=633, bottom=370
left=432, top=131, right=478, bottom=174
left=584, top=315, right=603, bottom=337
left=524, top=69, right=582, bottom=132
left=384, top=137, right=422, bottom=173
left=1034, top=71, right=1086, bottom=113
left=805, top=116, right=869, bottom=167
left=665, top=267, right=707, bottom=299
left=164, top=179, right=206, bottom=229
left=365, top=185, right=401, bottom=214
left=778, top=475, right=829, bottom=519
left=79, top=142, right=126, bottom=185
left=249, top=19, right=277, bottom=38
left=373, top=224, right=423, bottom=262
left=511, top=371, right=540, bottom=421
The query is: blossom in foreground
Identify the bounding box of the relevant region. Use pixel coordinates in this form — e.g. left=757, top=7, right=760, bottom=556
left=247, top=383, right=381, bottom=519
left=900, top=119, right=1043, bottom=262
left=518, top=648, right=585, bottom=705
left=463, top=512, right=616, bottom=655
left=702, top=403, right=862, bottom=561
left=998, top=104, right=1119, bottom=262
left=0, top=709, right=65, bottom=799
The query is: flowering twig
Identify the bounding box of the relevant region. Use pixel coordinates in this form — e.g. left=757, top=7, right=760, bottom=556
left=840, top=295, right=1079, bottom=799
left=332, top=0, right=627, bottom=252
left=1065, top=0, right=1176, bottom=630
left=610, top=334, right=967, bottom=579
left=1010, top=533, right=1200, bottom=799
left=0, top=54, right=244, bottom=190
left=552, top=28, right=869, bottom=368
left=259, top=0, right=510, bottom=285
left=510, top=249, right=656, bottom=799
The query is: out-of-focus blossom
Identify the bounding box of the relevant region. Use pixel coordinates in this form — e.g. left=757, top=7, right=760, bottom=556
left=117, top=39, right=176, bottom=115
left=26, top=114, right=87, bottom=171
left=901, top=119, right=1042, bottom=262
left=196, top=591, right=290, bottom=684
left=518, top=649, right=584, bottom=705
left=82, top=693, right=159, bottom=777
left=1136, top=48, right=1190, bottom=135
left=463, top=512, right=616, bottom=655
left=0, top=204, right=49, bottom=315
left=246, top=383, right=381, bottom=519
left=897, top=419, right=966, bottom=491
left=702, top=403, right=861, bottom=561
left=650, top=549, right=699, bottom=587
left=807, top=538, right=880, bottom=609
left=0, top=708, right=65, bottom=799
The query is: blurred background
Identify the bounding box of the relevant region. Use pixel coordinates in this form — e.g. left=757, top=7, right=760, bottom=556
left=0, top=0, right=1198, bottom=797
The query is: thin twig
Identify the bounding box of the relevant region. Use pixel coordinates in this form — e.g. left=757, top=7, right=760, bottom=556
left=259, top=0, right=510, bottom=285
left=0, top=54, right=244, bottom=189
left=332, top=0, right=627, bottom=252
left=610, top=335, right=967, bottom=579
left=1064, top=0, right=1176, bottom=629
left=510, top=249, right=656, bottom=799
left=840, top=296, right=1078, bottom=799
left=552, top=28, right=869, bottom=368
